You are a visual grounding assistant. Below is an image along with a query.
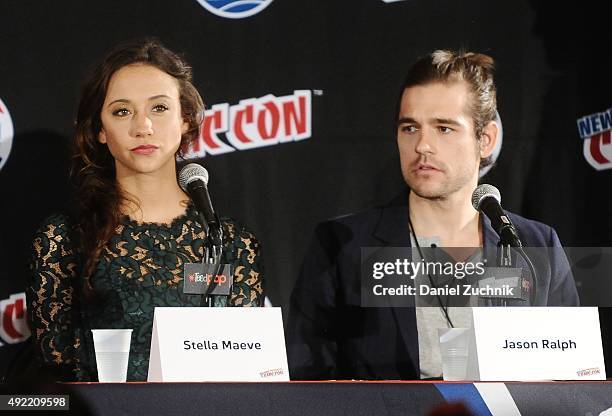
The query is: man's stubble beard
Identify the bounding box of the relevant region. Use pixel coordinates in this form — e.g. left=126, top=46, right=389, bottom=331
left=404, top=164, right=477, bottom=201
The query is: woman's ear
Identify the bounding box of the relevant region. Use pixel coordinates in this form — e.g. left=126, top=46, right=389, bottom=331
left=98, top=129, right=107, bottom=144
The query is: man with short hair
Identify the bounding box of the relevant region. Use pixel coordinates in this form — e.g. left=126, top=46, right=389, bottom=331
left=286, top=50, right=579, bottom=380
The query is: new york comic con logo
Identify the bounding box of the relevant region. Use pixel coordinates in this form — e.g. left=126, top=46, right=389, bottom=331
left=0, top=293, right=31, bottom=346
left=577, top=107, right=612, bottom=170
left=0, top=97, right=14, bottom=171
left=183, top=90, right=312, bottom=158
left=196, top=0, right=273, bottom=19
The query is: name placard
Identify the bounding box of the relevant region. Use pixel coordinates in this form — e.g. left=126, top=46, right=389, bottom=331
left=467, top=307, right=606, bottom=381
left=147, top=307, right=289, bottom=382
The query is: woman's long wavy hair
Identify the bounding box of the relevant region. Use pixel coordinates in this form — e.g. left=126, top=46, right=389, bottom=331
left=72, top=38, right=204, bottom=289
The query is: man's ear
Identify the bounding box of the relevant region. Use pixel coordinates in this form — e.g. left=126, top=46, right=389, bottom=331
left=479, top=120, right=498, bottom=158
left=98, top=129, right=107, bottom=144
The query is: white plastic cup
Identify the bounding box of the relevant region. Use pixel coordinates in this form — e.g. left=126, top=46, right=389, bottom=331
left=438, top=328, right=470, bottom=381
left=91, top=329, right=133, bottom=382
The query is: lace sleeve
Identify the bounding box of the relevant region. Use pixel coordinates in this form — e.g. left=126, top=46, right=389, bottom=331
left=224, top=220, right=264, bottom=307
left=27, top=215, right=87, bottom=380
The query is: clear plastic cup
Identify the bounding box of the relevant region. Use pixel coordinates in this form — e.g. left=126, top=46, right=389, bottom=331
left=91, top=329, right=133, bottom=382
left=438, top=328, right=470, bottom=381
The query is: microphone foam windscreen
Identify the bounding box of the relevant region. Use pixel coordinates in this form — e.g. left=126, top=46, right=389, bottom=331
left=179, top=163, right=209, bottom=192
left=471, top=184, right=501, bottom=210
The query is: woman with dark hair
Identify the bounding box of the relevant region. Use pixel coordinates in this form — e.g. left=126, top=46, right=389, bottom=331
left=27, top=39, right=264, bottom=381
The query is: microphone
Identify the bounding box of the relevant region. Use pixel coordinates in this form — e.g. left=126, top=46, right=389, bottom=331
left=179, top=163, right=222, bottom=248
left=471, top=184, right=522, bottom=247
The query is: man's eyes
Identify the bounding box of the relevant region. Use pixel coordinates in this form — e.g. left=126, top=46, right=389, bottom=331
left=400, top=125, right=418, bottom=133
left=398, top=125, right=455, bottom=134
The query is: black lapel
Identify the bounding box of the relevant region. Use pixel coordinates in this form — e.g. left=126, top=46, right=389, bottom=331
left=371, top=188, right=420, bottom=375
left=372, top=188, right=411, bottom=246
left=481, top=211, right=500, bottom=251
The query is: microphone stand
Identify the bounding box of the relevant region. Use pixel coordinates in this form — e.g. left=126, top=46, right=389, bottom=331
left=200, top=213, right=224, bottom=307
left=497, top=239, right=538, bottom=306
left=517, top=247, right=538, bottom=306
left=496, top=243, right=513, bottom=307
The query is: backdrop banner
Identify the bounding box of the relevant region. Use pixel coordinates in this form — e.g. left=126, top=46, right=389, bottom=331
left=1, top=0, right=609, bottom=377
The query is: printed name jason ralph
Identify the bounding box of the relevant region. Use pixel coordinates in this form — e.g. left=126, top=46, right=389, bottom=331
left=502, top=339, right=576, bottom=351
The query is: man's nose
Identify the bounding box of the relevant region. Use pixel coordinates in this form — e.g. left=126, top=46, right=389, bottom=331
left=415, top=128, right=436, bottom=155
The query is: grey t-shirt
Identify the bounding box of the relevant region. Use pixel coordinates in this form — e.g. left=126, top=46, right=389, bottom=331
left=409, top=233, right=481, bottom=379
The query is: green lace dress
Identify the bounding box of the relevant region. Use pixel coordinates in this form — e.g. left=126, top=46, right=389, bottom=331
left=27, top=204, right=264, bottom=381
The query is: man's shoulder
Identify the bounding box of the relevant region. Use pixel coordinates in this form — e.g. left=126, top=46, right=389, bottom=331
left=505, top=211, right=559, bottom=246
left=320, top=201, right=394, bottom=237
left=326, top=206, right=383, bottom=228
left=309, top=206, right=386, bottom=253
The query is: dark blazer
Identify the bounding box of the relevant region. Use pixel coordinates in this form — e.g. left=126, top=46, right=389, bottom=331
left=286, top=189, right=579, bottom=380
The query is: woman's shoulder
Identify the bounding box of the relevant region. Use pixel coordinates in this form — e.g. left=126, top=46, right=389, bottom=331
left=35, top=213, right=73, bottom=235
left=30, top=213, right=79, bottom=277
left=221, top=217, right=260, bottom=247
left=220, top=217, right=264, bottom=306
left=32, top=213, right=76, bottom=250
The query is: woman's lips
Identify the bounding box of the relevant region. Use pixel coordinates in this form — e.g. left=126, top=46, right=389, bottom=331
left=131, top=145, right=158, bottom=155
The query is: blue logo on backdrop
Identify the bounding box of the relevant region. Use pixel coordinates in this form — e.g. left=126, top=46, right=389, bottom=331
left=196, top=0, right=273, bottom=19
